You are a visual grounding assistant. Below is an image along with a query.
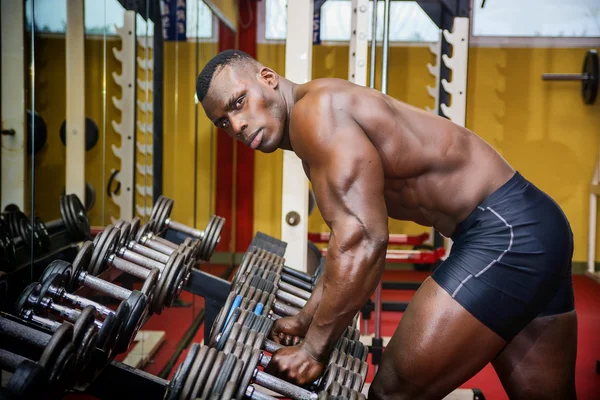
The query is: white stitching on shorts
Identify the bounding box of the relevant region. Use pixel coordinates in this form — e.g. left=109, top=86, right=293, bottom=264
left=452, top=206, right=513, bottom=298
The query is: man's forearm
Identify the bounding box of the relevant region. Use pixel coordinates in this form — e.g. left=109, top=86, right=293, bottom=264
left=302, top=241, right=386, bottom=361
left=297, top=277, right=324, bottom=323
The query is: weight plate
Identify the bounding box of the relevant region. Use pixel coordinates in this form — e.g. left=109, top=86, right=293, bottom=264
left=152, top=254, right=176, bottom=314
left=40, top=260, right=70, bottom=288
left=38, top=273, right=67, bottom=307
left=209, top=292, right=237, bottom=347
left=90, top=226, right=120, bottom=276
left=235, top=348, right=260, bottom=400
left=196, top=215, right=216, bottom=261
left=159, top=198, right=175, bottom=234
left=211, top=352, right=237, bottom=398
left=149, top=196, right=165, bottom=222
left=167, top=342, right=200, bottom=400
left=135, top=223, right=149, bottom=243
left=583, top=49, right=599, bottom=105
left=14, top=283, right=41, bottom=316
left=34, top=217, right=52, bottom=251
left=148, top=197, right=167, bottom=233
left=67, top=194, right=91, bottom=240
left=222, top=358, right=244, bottom=400
left=189, top=347, right=218, bottom=400
left=115, top=221, right=132, bottom=248
left=140, top=267, right=159, bottom=300
left=6, top=211, right=27, bottom=238
left=130, top=217, right=141, bottom=239
left=115, top=291, right=148, bottom=354
left=181, top=344, right=208, bottom=400
left=77, top=323, right=99, bottom=384
left=70, top=241, right=94, bottom=291
left=59, top=196, right=76, bottom=240
left=200, top=351, right=226, bottom=400
left=39, top=322, right=73, bottom=379
left=6, top=359, right=47, bottom=399
left=0, top=271, right=7, bottom=304
left=218, top=308, right=242, bottom=351
left=204, top=216, right=225, bottom=261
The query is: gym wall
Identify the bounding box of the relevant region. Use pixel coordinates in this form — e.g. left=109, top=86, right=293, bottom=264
left=31, top=39, right=600, bottom=266
left=255, top=44, right=600, bottom=266
left=31, top=37, right=218, bottom=234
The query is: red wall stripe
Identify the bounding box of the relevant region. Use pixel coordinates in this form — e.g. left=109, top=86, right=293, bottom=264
left=235, top=0, right=257, bottom=252
left=215, top=21, right=236, bottom=252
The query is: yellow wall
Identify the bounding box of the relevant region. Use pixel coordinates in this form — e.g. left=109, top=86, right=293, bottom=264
left=254, top=44, right=600, bottom=262
left=31, top=37, right=218, bottom=230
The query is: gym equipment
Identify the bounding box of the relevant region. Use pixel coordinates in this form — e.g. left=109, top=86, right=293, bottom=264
left=0, top=315, right=76, bottom=393
left=13, top=282, right=98, bottom=370
left=165, top=343, right=366, bottom=400
left=26, top=109, right=48, bottom=155
left=4, top=359, right=48, bottom=399
left=43, top=241, right=149, bottom=353
left=148, top=195, right=225, bottom=261
left=90, top=225, right=187, bottom=314
left=61, top=183, right=97, bottom=211
left=0, top=272, right=8, bottom=307
left=45, top=194, right=92, bottom=241
left=542, top=49, right=599, bottom=105
left=59, top=116, right=100, bottom=151
left=15, top=281, right=123, bottom=361
left=135, top=222, right=199, bottom=264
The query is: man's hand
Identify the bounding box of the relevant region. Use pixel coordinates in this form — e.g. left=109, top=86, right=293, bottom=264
left=264, top=344, right=325, bottom=386
left=270, top=313, right=311, bottom=346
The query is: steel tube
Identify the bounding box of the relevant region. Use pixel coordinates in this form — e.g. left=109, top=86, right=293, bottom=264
left=118, top=248, right=164, bottom=271
left=128, top=241, right=170, bottom=263
left=275, top=290, right=307, bottom=309
left=53, top=287, right=114, bottom=318
left=167, top=219, right=204, bottom=239
left=369, top=0, right=378, bottom=89
left=79, top=272, right=132, bottom=301
left=278, top=281, right=311, bottom=300
left=542, top=73, right=588, bottom=81
left=381, top=0, right=390, bottom=94
left=254, top=370, right=315, bottom=400
left=142, top=236, right=178, bottom=254
left=272, top=301, right=301, bottom=317
left=110, top=254, right=152, bottom=279
left=152, top=235, right=179, bottom=249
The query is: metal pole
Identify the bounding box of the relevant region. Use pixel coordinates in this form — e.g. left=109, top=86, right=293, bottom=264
left=369, top=0, right=377, bottom=89
left=381, top=0, right=391, bottom=95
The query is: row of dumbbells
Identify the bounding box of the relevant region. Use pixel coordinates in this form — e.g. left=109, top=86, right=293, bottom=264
left=0, top=212, right=225, bottom=399
left=0, top=194, right=91, bottom=266
left=198, top=242, right=367, bottom=399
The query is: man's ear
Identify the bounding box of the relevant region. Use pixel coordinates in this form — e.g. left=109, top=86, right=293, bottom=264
left=259, top=67, right=279, bottom=89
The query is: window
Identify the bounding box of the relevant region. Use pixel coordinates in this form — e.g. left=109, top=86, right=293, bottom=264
left=264, top=0, right=440, bottom=42
left=472, top=0, right=600, bottom=37
left=25, top=0, right=212, bottom=39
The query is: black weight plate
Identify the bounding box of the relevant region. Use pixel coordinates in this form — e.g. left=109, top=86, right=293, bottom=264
left=209, top=292, right=237, bottom=347
left=211, top=352, right=237, bottom=398
left=140, top=267, right=159, bottom=301
left=0, top=227, right=16, bottom=265
left=181, top=344, right=208, bottom=400
left=583, top=49, right=599, bottom=105
left=196, top=215, right=216, bottom=261
left=59, top=196, right=76, bottom=240
left=59, top=116, right=99, bottom=151
left=235, top=348, right=260, bottom=400
left=48, top=342, right=76, bottom=388
left=14, top=283, right=41, bottom=316
left=70, top=241, right=94, bottom=291
left=189, top=347, right=218, bottom=400
left=115, top=291, right=148, bottom=354
left=199, top=351, right=225, bottom=400
left=205, top=216, right=224, bottom=261
left=150, top=255, right=174, bottom=314
left=89, top=227, right=120, bottom=276
left=218, top=308, right=243, bottom=351
left=7, top=359, right=48, bottom=399
left=163, top=253, right=186, bottom=305
left=39, top=322, right=73, bottom=373
left=73, top=306, right=96, bottom=349
left=38, top=273, right=67, bottom=307
left=67, top=194, right=91, bottom=240
left=17, top=218, right=32, bottom=247
left=167, top=342, right=200, bottom=400
left=35, top=217, right=52, bottom=251
left=6, top=211, right=27, bottom=238
left=73, top=306, right=98, bottom=369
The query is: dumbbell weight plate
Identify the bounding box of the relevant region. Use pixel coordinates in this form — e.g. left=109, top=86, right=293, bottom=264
left=66, top=194, right=91, bottom=240
left=5, top=211, right=27, bottom=238
left=59, top=196, right=77, bottom=240
left=89, top=226, right=120, bottom=276
left=199, top=351, right=226, bottom=399
left=196, top=215, right=216, bottom=261
left=115, top=290, right=148, bottom=354
left=211, top=352, right=237, bottom=398
left=180, top=345, right=209, bottom=400
left=205, top=216, right=225, bottom=261
left=235, top=348, right=261, bottom=400
left=166, top=342, right=200, bottom=400
left=148, top=198, right=167, bottom=233
left=6, top=359, right=48, bottom=399
left=157, top=198, right=175, bottom=234
left=37, top=323, right=75, bottom=387
left=220, top=358, right=244, bottom=400
left=14, top=283, right=40, bottom=317
left=0, top=271, right=8, bottom=304
left=209, top=292, right=238, bottom=347
left=0, top=228, right=16, bottom=265
left=35, top=217, right=52, bottom=251
left=71, top=305, right=98, bottom=369
left=188, top=346, right=219, bottom=400
left=149, top=196, right=166, bottom=223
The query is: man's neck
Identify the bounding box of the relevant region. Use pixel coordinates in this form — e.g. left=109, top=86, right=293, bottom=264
left=278, top=78, right=298, bottom=151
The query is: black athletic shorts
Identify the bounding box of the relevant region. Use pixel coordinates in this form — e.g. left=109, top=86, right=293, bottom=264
left=432, top=171, right=575, bottom=341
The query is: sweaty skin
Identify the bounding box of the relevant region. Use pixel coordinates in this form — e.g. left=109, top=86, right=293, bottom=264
left=201, top=62, right=577, bottom=399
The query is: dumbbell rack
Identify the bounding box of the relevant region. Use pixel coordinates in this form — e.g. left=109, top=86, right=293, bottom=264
left=1, top=230, right=80, bottom=313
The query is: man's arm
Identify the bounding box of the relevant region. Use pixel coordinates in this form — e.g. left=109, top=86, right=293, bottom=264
left=292, top=93, right=389, bottom=362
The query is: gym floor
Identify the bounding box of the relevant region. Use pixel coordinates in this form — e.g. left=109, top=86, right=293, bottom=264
left=67, top=267, right=600, bottom=400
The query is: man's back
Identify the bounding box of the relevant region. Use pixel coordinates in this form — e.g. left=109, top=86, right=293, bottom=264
left=291, top=78, right=515, bottom=236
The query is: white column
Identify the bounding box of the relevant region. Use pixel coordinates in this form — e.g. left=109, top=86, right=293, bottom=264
left=65, top=0, right=86, bottom=202
left=110, top=11, right=137, bottom=222
left=1, top=0, right=26, bottom=211
left=281, top=0, right=314, bottom=272
left=439, top=17, right=470, bottom=256
left=348, top=0, right=369, bottom=87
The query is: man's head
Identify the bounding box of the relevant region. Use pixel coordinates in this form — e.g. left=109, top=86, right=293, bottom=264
left=197, top=50, right=288, bottom=153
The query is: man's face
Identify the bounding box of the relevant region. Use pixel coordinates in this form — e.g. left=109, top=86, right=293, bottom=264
left=201, top=65, right=286, bottom=153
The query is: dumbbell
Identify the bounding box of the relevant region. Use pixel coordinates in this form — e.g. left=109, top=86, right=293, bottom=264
left=44, top=194, right=92, bottom=241
left=14, top=283, right=98, bottom=371
left=148, top=195, right=225, bottom=261
left=0, top=213, right=52, bottom=255
left=0, top=315, right=76, bottom=394
left=126, top=218, right=200, bottom=264
left=0, top=226, right=16, bottom=265
left=234, top=247, right=323, bottom=294
left=116, top=219, right=195, bottom=280
left=213, top=307, right=368, bottom=390
left=43, top=241, right=148, bottom=353
left=0, top=271, right=8, bottom=307
left=166, top=343, right=365, bottom=400
left=90, top=225, right=186, bottom=314
left=32, top=271, right=127, bottom=358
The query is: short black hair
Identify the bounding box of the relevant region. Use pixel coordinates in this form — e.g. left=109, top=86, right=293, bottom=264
left=196, top=49, right=256, bottom=102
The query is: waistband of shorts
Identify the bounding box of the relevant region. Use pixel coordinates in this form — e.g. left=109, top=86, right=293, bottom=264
left=451, top=171, right=527, bottom=240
